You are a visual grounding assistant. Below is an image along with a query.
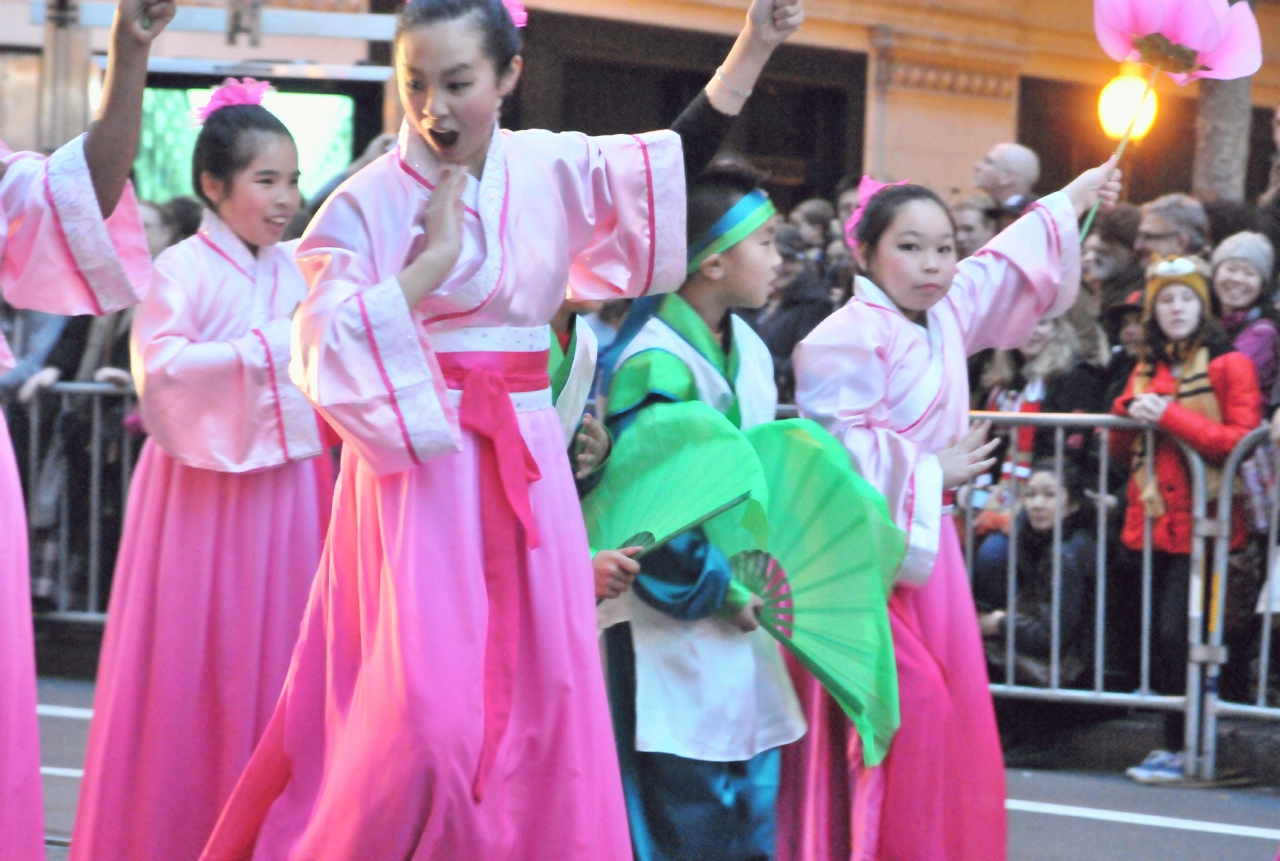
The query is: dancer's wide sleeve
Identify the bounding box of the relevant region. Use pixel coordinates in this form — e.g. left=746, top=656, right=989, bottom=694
left=133, top=246, right=322, bottom=473
left=946, top=190, right=1082, bottom=355
left=794, top=313, right=943, bottom=586
left=0, top=135, right=150, bottom=317
left=552, top=130, right=687, bottom=302
left=291, top=185, right=460, bottom=476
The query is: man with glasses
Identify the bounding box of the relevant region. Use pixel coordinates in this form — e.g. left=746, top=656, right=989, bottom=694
left=1135, top=193, right=1210, bottom=261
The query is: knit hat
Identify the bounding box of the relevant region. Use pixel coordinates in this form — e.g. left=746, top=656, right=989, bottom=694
left=1211, top=230, right=1275, bottom=282
left=1143, top=256, right=1211, bottom=322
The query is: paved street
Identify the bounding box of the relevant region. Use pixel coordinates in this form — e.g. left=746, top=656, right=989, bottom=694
left=36, top=677, right=1280, bottom=860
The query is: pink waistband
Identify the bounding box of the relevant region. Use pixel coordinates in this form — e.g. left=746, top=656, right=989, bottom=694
left=437, top=350, right=550, bottom=393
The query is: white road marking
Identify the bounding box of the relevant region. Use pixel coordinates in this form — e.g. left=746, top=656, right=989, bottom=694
left=37, top=704, right=93, bottom=720
left=1007, top=799, right=1280, bottom=841
left=40, top=767, right=84, bottom=779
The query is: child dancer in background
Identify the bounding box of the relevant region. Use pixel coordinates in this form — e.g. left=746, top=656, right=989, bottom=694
left=0, top=1, right=172, bottom=856
left=785, top=160, right=1121, bottom=861
left=200, top=0, right=802, bottom=858
left=70, top=81, right=335, bottom=861
left=601, top=157, right=805, bottom=861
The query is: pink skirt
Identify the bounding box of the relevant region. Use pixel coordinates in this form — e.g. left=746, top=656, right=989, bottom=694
left=0, top=413, right=44, bottom=861
left=778, top=516, right=1006, bottom=861
left=70, top=440, right=333, bottom=861
left=200, top=407, right=630, bottom=861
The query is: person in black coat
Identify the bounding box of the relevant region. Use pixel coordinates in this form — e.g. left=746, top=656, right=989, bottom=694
left=753, top=223, right=832, bottom=404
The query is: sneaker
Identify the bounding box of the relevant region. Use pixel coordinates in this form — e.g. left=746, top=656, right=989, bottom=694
left=1125, top=750, right=1187, bottom=784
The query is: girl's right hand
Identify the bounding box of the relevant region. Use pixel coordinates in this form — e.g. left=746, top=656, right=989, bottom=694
left=728, top=593, right=765, bottom=633
left=398, top=168, right=467, bottom=307
left=18, top=367, right=61, bottom=404
left=420, top=168, right=466, bottom=271
left=937, top=420, right=1000, bottom=490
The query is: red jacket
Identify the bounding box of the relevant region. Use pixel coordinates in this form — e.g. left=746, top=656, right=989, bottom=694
left=1110, top=350, right=1261, bottom=554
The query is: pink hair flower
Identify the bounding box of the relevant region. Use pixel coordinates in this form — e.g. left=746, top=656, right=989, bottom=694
left=196, top=77, right=273, bottom=122
left=502, top=0, right=527, bottom=28
left=844, top=176, right=910, bottom=248
left=1094, top=0, right=1261, bottom=85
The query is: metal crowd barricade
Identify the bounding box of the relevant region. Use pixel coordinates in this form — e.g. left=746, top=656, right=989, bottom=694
left=1198, top=426, right=1280, bottom=780
left=24, top=380, right=138, bottom=622
left=966, top=411, right=1210, bottom=777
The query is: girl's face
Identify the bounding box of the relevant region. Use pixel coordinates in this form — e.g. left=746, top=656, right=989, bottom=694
left=1153, top=282, right=1204, bottom=343
left=717, top=218, right=782, bottom=310
left=397, top=15, right=522, bottom=177
left=139, top=202, right=173, bottom=259
left=858, top=199, right=957, bottom=320
left=1018, top=318, right=1055, bottom=361
left=201, top=132, right=300, bottom=252
left=1213, top=259, right=1264, bottom=313
left=1024, top=471, right=1076, bottom=533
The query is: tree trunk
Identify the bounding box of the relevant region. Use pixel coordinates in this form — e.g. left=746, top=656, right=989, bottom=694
left=1191, top=0, right=1255, bottom=204
left=1193, top=77, right=1254, bottom=203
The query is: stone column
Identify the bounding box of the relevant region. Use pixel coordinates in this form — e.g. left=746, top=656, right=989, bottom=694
left=864, top=25, right=1022, bottom=195
left=38, top=0, right=92, bottom=152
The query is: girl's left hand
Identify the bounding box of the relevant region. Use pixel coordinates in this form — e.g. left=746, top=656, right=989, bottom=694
left=117, top=0, right=176, bottom=44
left=1063, top=155, right=1123, bottom=218
left=574, top=414, right=611, bottom=479
left=746, top=0, right=805, bottom=49
left=1127, top=393, right=1170, bottom=424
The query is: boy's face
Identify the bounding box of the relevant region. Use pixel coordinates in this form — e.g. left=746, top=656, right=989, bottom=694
left=718, top=217, right=783, bottom=310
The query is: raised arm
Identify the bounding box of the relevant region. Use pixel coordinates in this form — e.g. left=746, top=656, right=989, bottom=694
left=671, top=0, right=803, bottom=183
left=948, top=158, right=1121, bottom=356
left=84, top=0, right=176, bottom=217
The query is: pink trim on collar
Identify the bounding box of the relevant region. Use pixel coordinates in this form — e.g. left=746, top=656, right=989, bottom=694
left=198, top=232, right=252, bottom=281
left=396, top=154, right=482, bottom=220
left=420, top=161, right=510, bottom=327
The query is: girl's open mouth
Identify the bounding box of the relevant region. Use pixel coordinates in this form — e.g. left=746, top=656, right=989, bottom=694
left=428, top=128, right=459, bottom=150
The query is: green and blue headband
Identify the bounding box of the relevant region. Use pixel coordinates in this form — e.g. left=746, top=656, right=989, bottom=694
left=687, top=188, right=777, bottom=275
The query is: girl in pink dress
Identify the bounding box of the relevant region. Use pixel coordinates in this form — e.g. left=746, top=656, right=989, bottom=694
left=783, top=163, right=1121, bottom=861
left=0, top=1, right=172, bottom=856
left=70, top=83, right=336, bottom=861
left=200, top=0, right=802, bottom=858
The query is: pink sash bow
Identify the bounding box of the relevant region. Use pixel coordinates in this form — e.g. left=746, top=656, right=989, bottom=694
left=438, top=350, right=549, bottom=802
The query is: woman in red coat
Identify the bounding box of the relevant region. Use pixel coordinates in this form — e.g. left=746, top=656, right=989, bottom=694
left=1110, top=256, right=1261, bottom=783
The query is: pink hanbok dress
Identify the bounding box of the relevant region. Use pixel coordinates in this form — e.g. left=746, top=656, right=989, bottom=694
left=70, top=211, right=334, bottom=861
left=199, top=122, right=685, bottom=861
left=0, top=136, right=149, bottom=861
left=785, top=191, right=1081, bottom=861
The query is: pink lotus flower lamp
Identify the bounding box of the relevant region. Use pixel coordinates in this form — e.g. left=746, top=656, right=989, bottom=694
left=1084, top=0, right=1263, bottom=235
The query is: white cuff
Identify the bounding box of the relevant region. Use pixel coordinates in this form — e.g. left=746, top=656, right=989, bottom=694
left=896, top=454, right=943, bottom=587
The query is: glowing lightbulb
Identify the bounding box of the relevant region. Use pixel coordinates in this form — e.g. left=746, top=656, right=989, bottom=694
left=1098, top=75, right=1158, bottom=141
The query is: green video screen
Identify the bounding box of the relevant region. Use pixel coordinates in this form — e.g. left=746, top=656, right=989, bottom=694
left=132, top=87, right=354, bottom=204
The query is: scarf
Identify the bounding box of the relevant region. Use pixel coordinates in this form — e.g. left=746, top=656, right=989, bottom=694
left=1129, top=345, right=1222, bottom=517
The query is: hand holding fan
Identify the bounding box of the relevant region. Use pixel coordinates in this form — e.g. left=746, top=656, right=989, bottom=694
left=582, top=400, right=769, bottom=562
left=734, top=419, right=906, bottom=766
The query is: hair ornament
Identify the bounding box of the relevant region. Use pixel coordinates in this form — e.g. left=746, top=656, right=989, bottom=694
left=196, top=77, right=273, bottom=123
left=501, top=0, right=527, bottom=28
left=844, top=175, right=909, bottom=247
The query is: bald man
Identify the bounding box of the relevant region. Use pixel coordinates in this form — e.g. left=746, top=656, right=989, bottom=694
left=974, top=142, right=1041, bottom=226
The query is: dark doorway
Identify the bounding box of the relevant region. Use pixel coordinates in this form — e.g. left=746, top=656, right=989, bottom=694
left=512, top=11, right=866, bottom=211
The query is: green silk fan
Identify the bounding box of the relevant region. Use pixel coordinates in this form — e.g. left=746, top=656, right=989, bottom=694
left=734, top=419, right=906, bottom=766
left=582, top=400, right=769, bottom=560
